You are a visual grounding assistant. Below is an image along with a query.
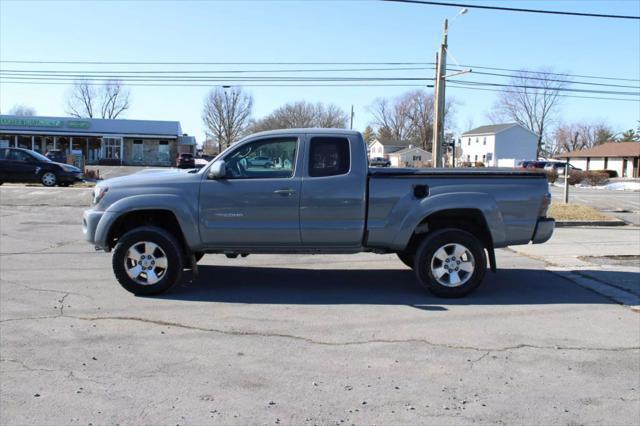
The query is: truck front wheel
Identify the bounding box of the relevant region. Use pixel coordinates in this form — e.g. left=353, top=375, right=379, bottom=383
left=112, top=226, right=183, bottom=296
left=414, top=228, right=486, bottom=297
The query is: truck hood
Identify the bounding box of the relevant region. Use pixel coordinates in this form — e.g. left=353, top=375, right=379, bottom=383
left=100, top=168, right=199, bottom=188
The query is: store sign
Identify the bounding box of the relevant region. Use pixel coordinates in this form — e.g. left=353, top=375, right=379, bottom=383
left=0, top=118, right=63, bottom=127
left=67, top=120, right=91, bottom=129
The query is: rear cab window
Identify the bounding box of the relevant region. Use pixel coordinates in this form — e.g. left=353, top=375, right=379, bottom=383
left=308, top=137, right=350, bottom=177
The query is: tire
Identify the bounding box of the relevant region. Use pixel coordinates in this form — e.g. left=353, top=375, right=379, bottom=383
left=396, top=252, right=415, bottom=269
left=41, top=172, right=57, bottom=187
left=112, top=226, right=183, bottom=296
left=414, top=228, right=487, bottom=298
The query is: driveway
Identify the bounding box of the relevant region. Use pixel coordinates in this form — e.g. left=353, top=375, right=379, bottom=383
left=1, top=186, right=639, bottom=425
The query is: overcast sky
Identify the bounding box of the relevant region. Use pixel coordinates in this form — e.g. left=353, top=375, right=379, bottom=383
left=1, top=0, right=638, bottom=142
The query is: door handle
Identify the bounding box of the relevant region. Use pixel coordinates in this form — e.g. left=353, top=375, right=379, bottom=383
left=274, top=188, right=296, bottom=196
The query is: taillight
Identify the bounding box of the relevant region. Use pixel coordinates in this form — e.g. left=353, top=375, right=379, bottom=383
left=539, top=192, right=551, bottom=217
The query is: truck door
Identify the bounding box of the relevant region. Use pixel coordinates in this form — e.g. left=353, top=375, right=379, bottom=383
left=300, top=134, right=367, bottom=247
left=199, top=136, right=302, bottom=247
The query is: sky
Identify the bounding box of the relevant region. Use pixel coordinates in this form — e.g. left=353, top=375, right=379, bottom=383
left=0, top=0, right=639, bottom=144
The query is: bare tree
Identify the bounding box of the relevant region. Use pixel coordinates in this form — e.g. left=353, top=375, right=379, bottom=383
left=369, top=90, right=454, bottom=151
left=202, top=87, right=254, bottom=149
left=553, top=121, right=616, bottom=153
left=369, top=97, right=413, bottom=142
left=250, top=101, right=348, bottom=132
left=65, top=80, right=130, bottom=119
left=8, top=104, right=37, bottom=116
left=100, top=80, right=131, bottom=119
left=490, top=68, right=569, bottom=158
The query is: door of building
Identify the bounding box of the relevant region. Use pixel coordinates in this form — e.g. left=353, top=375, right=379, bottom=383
left=102, top=138, right=122, bottom=162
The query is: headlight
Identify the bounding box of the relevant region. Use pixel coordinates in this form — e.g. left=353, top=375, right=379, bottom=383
left=61, top=164, right=80, bottom=173
left=93, top=186, right=109, bottom=205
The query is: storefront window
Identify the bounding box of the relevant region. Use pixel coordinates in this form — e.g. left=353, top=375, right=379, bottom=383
left=158, top=140, right=170, bottom=163
left=133, top=140, right=144, bottom=162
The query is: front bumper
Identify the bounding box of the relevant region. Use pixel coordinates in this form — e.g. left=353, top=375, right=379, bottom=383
left=532, top=217, right=555, bottom=244
left=83, top=209, right=104, bottom=246
left=59, top=171, right=84, bottom=184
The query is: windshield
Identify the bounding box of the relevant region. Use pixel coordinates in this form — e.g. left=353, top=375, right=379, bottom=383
left=30, top=151, right=52, bottom=162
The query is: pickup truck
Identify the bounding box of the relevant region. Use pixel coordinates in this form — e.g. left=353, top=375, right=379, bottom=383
left=83, top=129, right=554, bottom=297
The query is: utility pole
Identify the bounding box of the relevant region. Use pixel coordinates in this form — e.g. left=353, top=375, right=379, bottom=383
left=563, top=159, right=570, bottom=203
left=432, top=19, right=448, bottom=168
left=350, top=105, right=354, bottom=130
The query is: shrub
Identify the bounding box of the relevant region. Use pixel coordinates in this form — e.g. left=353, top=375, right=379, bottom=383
left=474, top=161, right=486, bottom=167
left=459, top=162, right=473, bottom=168
left=84, top=168, right=101, bottom=180
left=568, top=170, right=608, bottom=186
left=592, top=169, right=618, bottom=178
left=544, top=169, right=558, bottom=183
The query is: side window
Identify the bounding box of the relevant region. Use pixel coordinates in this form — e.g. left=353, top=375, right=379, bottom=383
left=0, top=148, right=7, bottom=160
left=9, top=150, right=30, bottom=162
left=308, top=137, right=350, bottom=178
left=224, top=137, right=297, bottom=179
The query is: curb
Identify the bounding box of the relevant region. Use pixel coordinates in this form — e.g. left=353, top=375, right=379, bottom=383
left=555, top=220, right=627, bottom=227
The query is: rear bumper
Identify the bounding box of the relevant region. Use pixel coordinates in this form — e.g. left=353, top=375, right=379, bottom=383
left=532, top=217, right=555, bottom=244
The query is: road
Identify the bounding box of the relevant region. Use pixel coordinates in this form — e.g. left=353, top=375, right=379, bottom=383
left=1, top=185, right=639, bottom=425
left=550, top=184, right=640, bottom=225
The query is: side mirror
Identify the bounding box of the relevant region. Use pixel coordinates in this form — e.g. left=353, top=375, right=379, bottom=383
left=208, top=160, right=226, bottom=179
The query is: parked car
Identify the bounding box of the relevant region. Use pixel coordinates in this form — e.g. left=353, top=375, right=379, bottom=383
left=83, top=129, right=554, bottom=298
left=544, top=162, right=582, bottom=174
left=0, top=147, right=83, bottom=186
left=45, top=149, right=67, bottom=164
left=176, top=153, right=195, bottom=169
left=524, top=161, right=550, bottom=169
left=369, top=157, right=391, bottom=167
left=247, top=156, right=273, bottom=168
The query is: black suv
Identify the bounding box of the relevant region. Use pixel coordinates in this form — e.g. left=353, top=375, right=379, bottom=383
left=369, top=157, right=391, bottom=167
left=0, top=147, right=83, bottom=187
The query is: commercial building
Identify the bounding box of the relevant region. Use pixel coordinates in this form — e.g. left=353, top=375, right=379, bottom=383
left=461, top=123, right=538, bottom=166
left=0, top=115, right=196, bottom=166
left=556, top=142, right=640, bottom=178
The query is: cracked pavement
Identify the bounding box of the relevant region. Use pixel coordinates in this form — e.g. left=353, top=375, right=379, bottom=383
left=1, top=185, right=639, bottom=425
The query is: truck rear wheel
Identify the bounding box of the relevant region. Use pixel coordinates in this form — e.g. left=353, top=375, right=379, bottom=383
left=414, top=228, right=486, bottom=298
left=112, top=226, right=183, bottom=296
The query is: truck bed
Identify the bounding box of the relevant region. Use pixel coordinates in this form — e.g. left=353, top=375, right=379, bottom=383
left=368, top=167, right=547, bottom=178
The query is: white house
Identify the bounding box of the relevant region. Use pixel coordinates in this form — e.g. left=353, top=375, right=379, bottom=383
left=461, top=123, right=538, bottom=166
left=388, top=146, right=432, bottom=167
left=367, top=138, right=412, bottom=160
left=556, top=142, right=640, bottom=178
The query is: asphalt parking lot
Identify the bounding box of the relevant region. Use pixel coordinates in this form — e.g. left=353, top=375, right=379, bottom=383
left=1, top=185, right=639, bottom=425
left=550, top=184, right=640, bottom=225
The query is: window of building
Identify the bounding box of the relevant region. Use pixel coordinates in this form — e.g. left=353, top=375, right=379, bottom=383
left=604, top=157, right=608, bottom=169
left=483, top=137, right=486, bottom=145
left=102, top=138, right=121, bottom=160
left=224, top=137, right=297, bottom=179
left=413, top=155, right=421, bottom=161
left=158, top=140, right=170, bottom=163
left=475, top=155, right=478, bottom=162
left=468, top=138, right=471, bottom=145
left=309, top=137, right=350, bottom=177
left=467, top=155, right=470, bottom=162
left=482, top=154, right=486, bottom=162
left=475, top=137, right=479, bottom=144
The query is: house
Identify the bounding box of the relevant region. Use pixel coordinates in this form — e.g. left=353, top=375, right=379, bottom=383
left=388, top=146, right=432, bottom=167
left=555, top=142, right=640, bottom=178
left=367, top=138, right=412, bottom=160
left=461, top=123, right=538, bottom=166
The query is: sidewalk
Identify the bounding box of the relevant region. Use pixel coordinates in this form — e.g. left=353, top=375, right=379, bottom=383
left=510, top=226, right=640, bottom=307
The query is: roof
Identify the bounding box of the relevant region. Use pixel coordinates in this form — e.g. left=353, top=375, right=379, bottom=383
left=462, top=123, right=518, bottom=136
left=0, top=115, right=182, bottom=137
left=556, top=142, right=640, bottom=158
left=388, top=146, right=432, bottom=157
left=371, top=138, right=412, bottom=147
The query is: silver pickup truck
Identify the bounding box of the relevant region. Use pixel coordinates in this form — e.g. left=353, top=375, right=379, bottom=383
left=83, top=129, right=554, bottom=297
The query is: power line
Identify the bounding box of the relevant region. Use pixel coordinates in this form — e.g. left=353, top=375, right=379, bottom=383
left=454, top=64, right=640, bottom=83
left=446, top=82, right=640, bottom=103
left=0, top=60, right=435, bottom=65
left=0, top=80, right=434, bottom=88
left=382, top=0, right=640, bottom=20
left=0, top=66, right=436, bottom=74
left=448, top=79, right=639, bottom=96
left=0, top=75, right=436, bottom=82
